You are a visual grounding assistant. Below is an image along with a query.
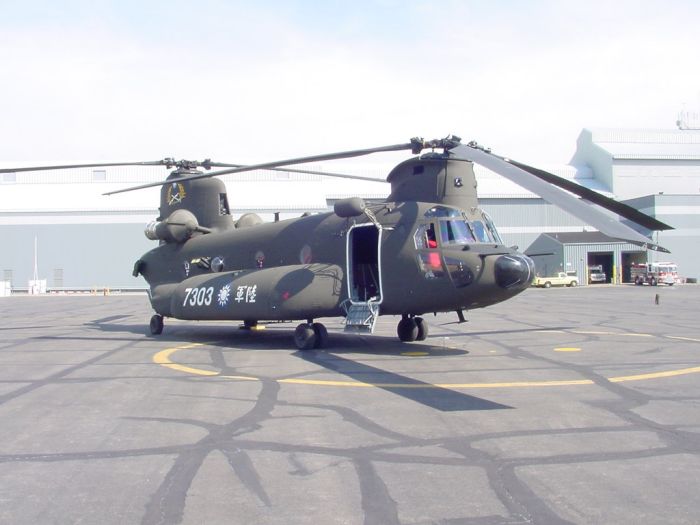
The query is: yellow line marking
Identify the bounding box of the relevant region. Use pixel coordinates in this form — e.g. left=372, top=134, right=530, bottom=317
left=153, top=334, right=700, bottom=389
left=401, top=352, right=429, bottom=356
left=554, top=347, right=581, bottom=352
left=609, top=366, right=700, bottom=383
left=153, top=346, right=220, bottom=377
left=667, top=336, right=700, bottom=343
left=221, top=375, right=260, bottom=381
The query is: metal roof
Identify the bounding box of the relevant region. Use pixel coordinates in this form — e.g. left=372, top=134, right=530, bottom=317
left=587, top=128, right=700, bottom=160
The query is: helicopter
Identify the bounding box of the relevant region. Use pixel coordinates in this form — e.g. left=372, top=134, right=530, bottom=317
left=1, top=136, right=672, bottom=349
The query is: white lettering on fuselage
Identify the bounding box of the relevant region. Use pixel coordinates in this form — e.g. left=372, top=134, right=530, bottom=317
left=183, top=287, right=214, bottom=307
left=235, top=285, right=257, bottom=303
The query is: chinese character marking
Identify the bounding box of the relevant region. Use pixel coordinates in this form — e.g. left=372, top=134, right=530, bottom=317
left=246, top=285, right=257, bottom=303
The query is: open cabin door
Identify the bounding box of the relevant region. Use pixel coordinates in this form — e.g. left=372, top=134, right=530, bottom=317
left=344, top=223, right=383, bottom=333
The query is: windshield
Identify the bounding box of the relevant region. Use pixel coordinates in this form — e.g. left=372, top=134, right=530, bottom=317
left=471, top=220, right=492, bottom=243
left=439, top=219, right=475, bottom=245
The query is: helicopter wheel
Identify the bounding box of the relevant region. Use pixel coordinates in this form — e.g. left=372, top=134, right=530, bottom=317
left=149, top=314, right=164, bottom=335
left=294, top=323, right=317, bottom=350
left=312, top=322, right=329, bottom=349
left=397, top=317, right=419, bottom=342
left=415, top=317, right=429, bottom=341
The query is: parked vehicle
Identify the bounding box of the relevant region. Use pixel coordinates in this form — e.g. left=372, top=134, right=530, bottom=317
left=533, top=272, right=578, bottom=288
left=588, top=264, right=606, bottom=284
left=631, top=262, right=678, bottom=286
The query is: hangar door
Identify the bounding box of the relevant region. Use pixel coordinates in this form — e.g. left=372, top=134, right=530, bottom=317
left=587, top=252, right=613, bottom=284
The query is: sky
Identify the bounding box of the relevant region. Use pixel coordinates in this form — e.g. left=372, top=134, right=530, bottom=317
left=2, top=0, right=700, bottom=172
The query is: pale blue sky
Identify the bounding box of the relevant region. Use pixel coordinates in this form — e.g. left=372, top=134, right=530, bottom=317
left=2, top=0, right=699, bottom=168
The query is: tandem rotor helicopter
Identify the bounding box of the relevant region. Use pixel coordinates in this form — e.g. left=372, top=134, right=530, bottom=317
left=2, top=136, right=672, bottom=349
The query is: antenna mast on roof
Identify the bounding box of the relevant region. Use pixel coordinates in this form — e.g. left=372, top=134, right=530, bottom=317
left=676, top=109, right=700, bottom=130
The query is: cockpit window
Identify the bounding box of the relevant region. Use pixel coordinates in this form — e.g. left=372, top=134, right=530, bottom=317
left=424, top=205, right=462, bottom=218
left=482, top=212, right=503, bottom=245
left=471, top=220, right=492, bottom=243
left=439, top=219, right=475, bottom=245
left=414, top=223, right=438, bottom=249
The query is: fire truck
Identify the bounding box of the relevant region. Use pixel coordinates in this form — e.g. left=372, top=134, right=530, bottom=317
left=630, top=262, right=679, bottom=286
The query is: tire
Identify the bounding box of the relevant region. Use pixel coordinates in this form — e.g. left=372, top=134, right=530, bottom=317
left=569, top=281, right=578, bottom=287
left=312, top=322, right=328, bottom=349
left=397, top=317, right=419, bottom=342
left=651, top=278, right=657, bottom=286
left=544, top=281, right=551, bottom=288
left=149, top=314, right=163, bottom=335
left=415, top=317, right=429, bottom=341
left=294, top=323, right=317, bottom=350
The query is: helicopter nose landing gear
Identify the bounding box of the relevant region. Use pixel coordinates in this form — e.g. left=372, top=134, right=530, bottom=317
left=397, top=316, right=428, bottom=342
left=149, top=314, right=164, bottom=335
left=294, top=321, right=329, bottom=350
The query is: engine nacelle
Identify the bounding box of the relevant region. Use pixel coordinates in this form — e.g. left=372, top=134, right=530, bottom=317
left=144, top=209, right=201, bottom=243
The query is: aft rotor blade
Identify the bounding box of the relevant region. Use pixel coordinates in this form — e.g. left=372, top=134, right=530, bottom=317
left=504, top=158, right=673, bottom=231
left=0, top=161, right=166, bottom=173
left=104, top=141, right=418, bottom=195
left=450, top=144, right=670, bottom=253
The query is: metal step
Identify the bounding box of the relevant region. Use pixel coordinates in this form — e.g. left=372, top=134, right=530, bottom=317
left=344, top=302, right=380, bottom=333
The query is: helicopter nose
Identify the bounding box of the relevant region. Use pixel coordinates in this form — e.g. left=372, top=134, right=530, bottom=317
left=494, top=254, right=534, bottom=289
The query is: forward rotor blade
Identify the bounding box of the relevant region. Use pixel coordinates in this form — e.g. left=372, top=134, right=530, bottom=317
left=503, top=158, right=673, bottom=231
left=0, top=161, right=166, bottom=174
left=449, top=144, right=670, bottom=253
left=104, top=141, right=418, bottom=195
left=205, top=163, right=386, bottom=183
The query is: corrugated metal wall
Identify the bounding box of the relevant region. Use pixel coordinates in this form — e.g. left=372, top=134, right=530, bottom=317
left=480, top=198, right=587, bottom=251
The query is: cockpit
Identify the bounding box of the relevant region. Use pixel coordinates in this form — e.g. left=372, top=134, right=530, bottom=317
left=417, top=205, right=503, bottom=247
left=412, top=205, right=533, bottom=291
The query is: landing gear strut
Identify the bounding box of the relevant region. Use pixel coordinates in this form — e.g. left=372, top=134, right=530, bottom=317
left=397, top=315, right=428, bottom=342
left=149, top=314, right=164, bottom=335
left=294, top=321, right=329, bottom=350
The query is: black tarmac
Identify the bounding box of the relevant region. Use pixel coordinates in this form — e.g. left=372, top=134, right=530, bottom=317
left=1, top=284, right=699, bottom=524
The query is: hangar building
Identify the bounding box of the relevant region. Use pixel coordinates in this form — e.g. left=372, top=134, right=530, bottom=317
left=1, top=127, right=698, bottom=291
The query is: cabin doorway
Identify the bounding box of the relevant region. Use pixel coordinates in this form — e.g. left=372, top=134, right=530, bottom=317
left=347, top=224, right=382, bottom=303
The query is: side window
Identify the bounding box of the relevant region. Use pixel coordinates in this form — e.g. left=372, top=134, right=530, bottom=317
left=413, top=224, right=428, bottom=249
left=417, top=253, right=444, bottom=279
left=426, top=223, right=438, bottom=248
left=413, top=223, right=438, bottom=249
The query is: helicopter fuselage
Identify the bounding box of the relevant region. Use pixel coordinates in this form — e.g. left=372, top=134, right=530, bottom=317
left=136, top=200, right=534, bottom=325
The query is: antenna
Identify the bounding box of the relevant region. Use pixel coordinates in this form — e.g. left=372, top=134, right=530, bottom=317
left=676, top=109, right=700, bottom=130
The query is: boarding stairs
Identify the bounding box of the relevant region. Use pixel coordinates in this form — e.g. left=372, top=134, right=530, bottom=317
left=343, top=301, right=380, bottom=334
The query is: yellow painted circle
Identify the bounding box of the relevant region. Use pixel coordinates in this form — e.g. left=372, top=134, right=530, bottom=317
left=153, top=328, right=700, bottom=390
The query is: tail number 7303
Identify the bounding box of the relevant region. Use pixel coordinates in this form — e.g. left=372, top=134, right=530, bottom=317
left=183, top=287, right=214, bottom=307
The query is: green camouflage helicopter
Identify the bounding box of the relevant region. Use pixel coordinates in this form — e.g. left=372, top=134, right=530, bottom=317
left=4, top=136, right=672, bottom=349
